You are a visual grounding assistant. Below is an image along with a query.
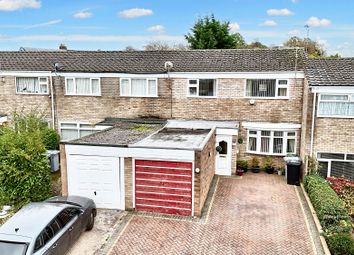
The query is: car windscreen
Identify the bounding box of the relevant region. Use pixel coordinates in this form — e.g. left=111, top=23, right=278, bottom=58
left=0, top=241, right=28, bottom=255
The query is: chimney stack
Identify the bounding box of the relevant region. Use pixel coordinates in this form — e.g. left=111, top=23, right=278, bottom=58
left=59, top=44, right=67, bottom=50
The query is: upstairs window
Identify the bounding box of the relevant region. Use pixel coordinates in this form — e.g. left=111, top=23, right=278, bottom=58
left=16, top=77, right=48, bottom=94
left=120, top=78, right=157, bottom=97
left=318, top=94, right=354, bottom=117
left=65, top=78, right=100, bottom=96
left=247, top=130, right=296, bottom=155
left=245, top=79, right=288, bottom=98
left=188, top=79, right=216, bottom=97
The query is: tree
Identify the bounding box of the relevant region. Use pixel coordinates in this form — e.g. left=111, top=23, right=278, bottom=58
left=245, top=41, right=268, bottom=49
left=185, top=15, right=245, bottom=49
left=0, top=111, right=52, bottom=208
left=144, top=41, right=189, bottom=51
left=283, top=36, right=325, bottom=58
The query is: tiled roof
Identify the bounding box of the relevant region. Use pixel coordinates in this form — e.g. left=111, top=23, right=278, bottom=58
left=306, top=58, right=354, bottom=86
left=0, top=48, right=305, bottom=73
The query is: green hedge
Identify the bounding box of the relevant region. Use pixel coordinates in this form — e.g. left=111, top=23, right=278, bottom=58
left=304, top=174, right=354, bottom=255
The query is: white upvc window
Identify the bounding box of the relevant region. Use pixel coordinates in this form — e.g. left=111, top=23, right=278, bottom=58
left=247, top=130, right=296, bottom=155
left=245, top=79, right=289, bottom=98
left=317, top=152, right=354, bottom=180
left=65, top=77, right=101, bottom=96
left=120, top=78, right=158, bottom=97
left=318, top=93, right=354, bottom=118
left=60, top=122, right=108, bottom=141
left=187, top=79, right=217, bottom=97
left=16, top=77, right=48, bottom=94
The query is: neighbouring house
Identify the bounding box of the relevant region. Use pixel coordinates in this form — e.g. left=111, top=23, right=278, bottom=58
left=304, top=58, right=354, bottom=181
left=0, top=48, right=352, bottom=215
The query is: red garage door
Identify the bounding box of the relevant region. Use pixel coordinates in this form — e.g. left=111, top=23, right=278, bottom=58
left=135, top=160, right=193, bottom=216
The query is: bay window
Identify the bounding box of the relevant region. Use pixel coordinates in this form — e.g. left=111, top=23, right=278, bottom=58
left=65, top=78, right=100, bottom=96
left=318, top=94, right=354, bottom=117
left=187, top=79, right=216, bottom=97
left=247, top=130, right=296, bottom=155
left=16, top=77, right=48, bottom=94
left=120, top=78, right=157, bottom=97
left=245, top=79, right=288, bottom=98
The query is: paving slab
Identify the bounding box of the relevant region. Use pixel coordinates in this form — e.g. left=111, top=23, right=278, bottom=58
left=109, top=173, right=318, bottom=255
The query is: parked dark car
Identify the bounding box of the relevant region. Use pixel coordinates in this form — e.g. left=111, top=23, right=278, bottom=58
left=0, top=196, right=96, bottom=255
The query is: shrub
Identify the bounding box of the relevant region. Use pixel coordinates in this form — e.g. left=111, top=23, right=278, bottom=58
left=0, top=112, right=51, bottom=208
left=327, top=177, right=354, bottom=219
left=42, top=128, right=60, bottom=150
left=304, top=175, right=352, bottom=234
left=326, top=233, right=354, bottom=255
left=236, top=160, right=248, bottom=170
left=250, top=157, right=260, bottom=168
left=263, top=156, right=274, bottom=169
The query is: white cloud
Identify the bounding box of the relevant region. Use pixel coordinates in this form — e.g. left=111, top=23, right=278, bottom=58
left=118, top=8, right=153, bottom=18
left=25, top=19, right=62, bottom=29
left=74, top=9, right=92, bottom=19
left=267, top=8, right=294, bottom=16
left=0, top=0, right=40, bottom=11
left=146, top=25, right=165, bottom=34
left=229, top=22, right=240, bottom=33
left=291, top=0, right=298, bottom=3
left=287, top=29, right=301, bottom=37
left=260, top=20, right=277, bottom=26
left=306, top=17, right=331, bottom=27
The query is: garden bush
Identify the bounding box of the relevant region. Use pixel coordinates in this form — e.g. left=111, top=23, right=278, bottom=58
left=304, top=174, right=354, bottom=255
left=304, top=175, right=352, bottom=234
left=326, top=233, right=354, bottom=255
left=0, top=112, right=51, bottom=208
left=42, top=128, right=60, bottom=150
left=327, top=177, right=354, bottom=220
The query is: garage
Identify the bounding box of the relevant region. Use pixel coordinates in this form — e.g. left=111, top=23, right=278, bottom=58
left=135, top=159, right=193, bottom=216
left=67, top=154, right=124, bottom=210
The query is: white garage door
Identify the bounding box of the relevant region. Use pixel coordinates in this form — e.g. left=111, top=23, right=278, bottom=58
left=67, top=155, right=123, bottom=210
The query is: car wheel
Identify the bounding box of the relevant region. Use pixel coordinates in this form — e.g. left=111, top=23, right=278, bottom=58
left=86, top=211, right=95, bottom=231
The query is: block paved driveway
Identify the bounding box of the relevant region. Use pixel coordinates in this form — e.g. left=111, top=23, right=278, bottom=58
left=109, top=173, right=315, bottom=255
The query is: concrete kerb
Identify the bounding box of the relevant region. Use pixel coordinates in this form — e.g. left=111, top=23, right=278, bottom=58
left=300, top=183, right=331, bottom=255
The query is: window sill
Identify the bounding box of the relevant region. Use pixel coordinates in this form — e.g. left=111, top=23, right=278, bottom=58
left=246, top=151, right=288, bottom=156
left=243, top=96, right=289, bottom=100
left=65, top=94, right=101, bottom=97
left=317, top=115, right=354, bottom=119
left=16, top=92, right=49, bottom=95
left=187, top=96, right=217, bottom=99
left=119, top=95, right=158, bottom=98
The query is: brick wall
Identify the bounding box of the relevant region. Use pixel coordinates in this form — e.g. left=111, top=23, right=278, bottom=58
left=194, top=131, right=216, bottom=216
left=53, top=77, right=172, bottom=128
left=124, top=158, right=133, bottom=210
left=0, top=76, right=52, bottom=121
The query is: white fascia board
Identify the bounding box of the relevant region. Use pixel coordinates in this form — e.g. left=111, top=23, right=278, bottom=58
left=216, top=128, right=238, bottom=136
left=1, top=71, right=304, bottom=79
left=311, top=86, right=354, bottom=93
left=64, top=144, right=195, bottom=161
left=242, top=122, right=301, bottom=130
left=0, top=71, right=51, bottom=77
left=130, top=148, right=195, bottom=162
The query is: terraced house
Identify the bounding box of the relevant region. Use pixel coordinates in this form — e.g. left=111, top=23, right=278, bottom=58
left=0, top=48, right=352, bottom=216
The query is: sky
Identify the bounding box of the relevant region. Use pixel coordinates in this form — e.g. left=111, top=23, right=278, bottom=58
left=0, top=0, right=353, bottom=56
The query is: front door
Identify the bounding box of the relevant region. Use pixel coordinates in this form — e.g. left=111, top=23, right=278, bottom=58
left=216, top=135, right=232, bottom=176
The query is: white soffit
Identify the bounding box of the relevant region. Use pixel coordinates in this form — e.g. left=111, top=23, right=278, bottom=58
left=242, top=122, right=301, bottom=130
left=311, top=86, right=354, bottom=93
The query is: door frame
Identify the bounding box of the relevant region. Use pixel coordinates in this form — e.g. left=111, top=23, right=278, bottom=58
left=215, top=134, right=233, bottom=176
